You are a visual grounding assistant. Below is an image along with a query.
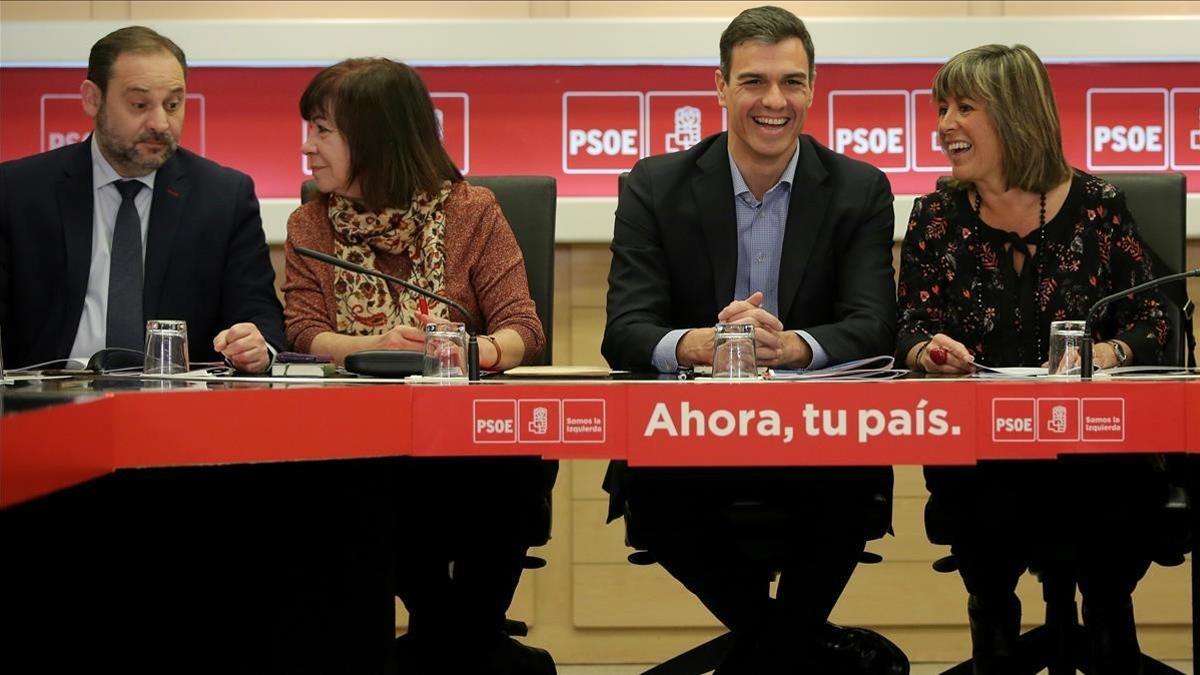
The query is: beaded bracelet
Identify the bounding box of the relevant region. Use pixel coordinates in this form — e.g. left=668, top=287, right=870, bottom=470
left=913, top=341, right=932, bottom=372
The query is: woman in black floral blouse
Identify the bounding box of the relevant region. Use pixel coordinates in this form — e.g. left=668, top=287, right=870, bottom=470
left=896, top=44, right=1171, bottom=675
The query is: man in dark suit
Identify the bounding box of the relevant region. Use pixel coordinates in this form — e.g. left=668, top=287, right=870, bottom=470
left=0, top=26, right=300, bottom=675
left=603, top=6, right=899, bottom=673
left=0, top=25, right=283, bottom=372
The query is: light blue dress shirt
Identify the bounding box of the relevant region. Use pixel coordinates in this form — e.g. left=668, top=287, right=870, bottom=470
left=68, top=136, right=156, bottom=364
left=650, top=144, right=829, bottom=373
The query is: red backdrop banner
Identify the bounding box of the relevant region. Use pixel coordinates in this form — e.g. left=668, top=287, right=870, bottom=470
left=3, top=63, right=1199, bottom=197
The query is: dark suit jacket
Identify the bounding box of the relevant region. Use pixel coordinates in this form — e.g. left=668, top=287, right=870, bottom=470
left=601, top=133, right=897, bottom=536
left=0, top=141, right=285, bottom=368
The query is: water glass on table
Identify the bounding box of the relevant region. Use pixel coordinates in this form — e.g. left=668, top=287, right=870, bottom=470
left=712, top=322, right=757, bottom=379
left=423, top=321, right=468, bottom=379
left=143, top=319, right=190, bottom=375
left=1048, top=320, right=1087, bottom=376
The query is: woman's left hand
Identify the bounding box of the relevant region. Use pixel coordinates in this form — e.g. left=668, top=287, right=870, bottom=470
left=1091, top=340, right=1127, bottom=370
left=1041, top=340, right=1128, bottom=371
left=376, top=324, right=425, bottom=351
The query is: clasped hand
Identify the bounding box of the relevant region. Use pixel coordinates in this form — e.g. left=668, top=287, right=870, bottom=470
left=677, top=292, right=810, bottom=368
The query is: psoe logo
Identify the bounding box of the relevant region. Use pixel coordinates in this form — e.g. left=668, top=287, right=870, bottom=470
left=1086, top=88, right=1168, bottom=170
left=1036, top=398, right=1080, bottom=441
left=518, top=399, right=562, bottom=443
left=827, top=90, right=910, bottom=172
left=992, top=398, right=1035, bottom=442
left=562, top=91, right=644, bottom=174
left=645, top=91, right=726, bottom=156
left=473, top=399, right=517, bottom=443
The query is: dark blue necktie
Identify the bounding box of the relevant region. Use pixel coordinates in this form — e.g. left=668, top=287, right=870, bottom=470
left=106, top=180, right=145, bottom=351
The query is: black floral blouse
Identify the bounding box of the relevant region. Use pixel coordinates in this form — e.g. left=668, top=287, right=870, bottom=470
left=897, top=170, right=1169, bottom=368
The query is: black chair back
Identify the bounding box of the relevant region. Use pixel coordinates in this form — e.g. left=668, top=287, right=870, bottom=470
left=1098, top=173, right=1193, bottom=367
left=300, top=176, right=557, bottom=365
left=468, top=176, right=557, bottom=366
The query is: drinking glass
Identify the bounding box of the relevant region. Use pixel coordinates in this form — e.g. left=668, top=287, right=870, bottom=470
left=143, top=319, right=190, bottom=375
left=423, top=322, right=468, bottom=379
left=712, top=322, right=757, bottom=379
left=1048, top=320, right=1087, bottom=376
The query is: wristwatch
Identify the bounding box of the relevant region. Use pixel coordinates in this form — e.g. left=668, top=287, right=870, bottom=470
left=1105, top=340, right=1129, bottom=367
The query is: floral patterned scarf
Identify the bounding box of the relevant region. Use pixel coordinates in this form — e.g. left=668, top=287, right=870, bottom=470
left=328, top=183, right=452, bottom=335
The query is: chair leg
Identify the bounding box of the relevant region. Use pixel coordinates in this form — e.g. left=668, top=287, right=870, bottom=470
left=1041, top=576, right=1082, bottom=675
left=938, top=660, right=976, bottom=675
left=641, top=631, right=736, bottom=675
left=1015, top=624, right=1055, bottom=675
left=967, top=593, right=1022, bottom=675
left=1140, top=656, right=1186, bottom=675
left=1083, top=596, right=1144, bottom=675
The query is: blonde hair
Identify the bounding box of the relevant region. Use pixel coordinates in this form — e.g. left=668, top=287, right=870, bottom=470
left=933, top=44, right=1071, bottom=193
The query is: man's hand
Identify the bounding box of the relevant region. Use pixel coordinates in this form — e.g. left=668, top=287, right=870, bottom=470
left=717, top=292, right=812, bottom=369
left=676, top=327, right=716, bottom=367
left=717, top=291, right=784, bottom=331
left=213, top=322, right=271, bottom=373
left=754, top=328, right=813, bottom=369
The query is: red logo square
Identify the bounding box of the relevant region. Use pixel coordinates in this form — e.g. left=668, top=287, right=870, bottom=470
left=1086, top=89, right=1168, bottom=170
left=1170, top=89, right=1200, bottom=170
left=518, top=399, right=562, bottom=443
left=992, top=398, right=1035, bottom=442
left=563, top=399, right=606, bottom=443
left=645, top=92, right=725, bottom=155
left=827, top=90, right=910, bottom=171
left=1081, top=398, right=1125, bottom=442
left=431, top=93, right=469, bottom=174
left=473, top=399, right=516, bottom=443
left=562, top=92, right=643, bottom=174
left=1037, top=398, right=1080, bottom=441
left=910, top=90, right=949, bottom=172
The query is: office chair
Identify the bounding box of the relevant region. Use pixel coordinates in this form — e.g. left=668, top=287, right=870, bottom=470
left=299, top=176, right=559, bottom=639
left=1099, top=173, right=1193, bottom=368
left=622, top=492, right=905, bottom=675
left=610, top=172, right=907, bottom=675
left=930, top=172, right=1192, bottom=675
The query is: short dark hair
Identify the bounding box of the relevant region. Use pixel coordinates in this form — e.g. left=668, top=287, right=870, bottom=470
left=299, top=58, right=462, bottom=212
left=87, top=25, right=187, bottom=96
left=719, top=5, right=814, bottom=81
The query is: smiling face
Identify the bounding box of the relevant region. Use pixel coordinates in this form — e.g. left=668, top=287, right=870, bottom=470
left=301, top=112, right=361, bottom=199
left=938, top=94, right=1004, bottom=186
left=716, top=37, right=813, bottom=171
left=82, top=50, right=185, bottom=177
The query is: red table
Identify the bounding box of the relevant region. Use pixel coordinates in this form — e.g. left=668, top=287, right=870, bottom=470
left=4, top=378, right=1197, bottom=508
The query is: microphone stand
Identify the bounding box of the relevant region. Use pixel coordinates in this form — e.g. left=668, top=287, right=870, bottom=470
left=295, top=246, right=482, bottom=381
left=1080, top=268, right=1200, bottom=380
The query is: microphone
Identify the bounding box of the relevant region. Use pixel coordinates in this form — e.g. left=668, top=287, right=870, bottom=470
left=294, top=246, right=482, bottom=381
left=1079, top=268, right=1200, bottom=380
